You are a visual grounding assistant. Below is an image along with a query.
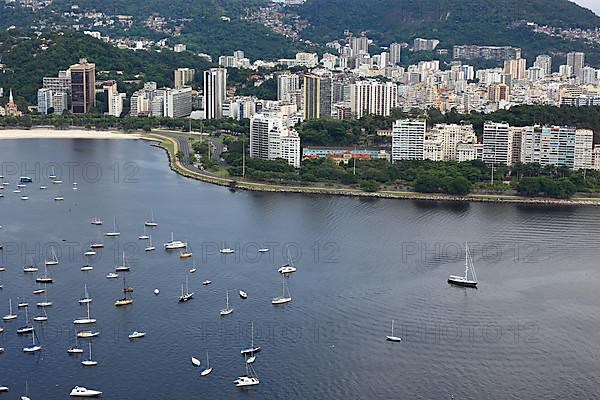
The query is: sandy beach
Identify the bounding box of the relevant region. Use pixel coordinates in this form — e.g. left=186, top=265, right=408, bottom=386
left=0, top=128, right=141, bottom=140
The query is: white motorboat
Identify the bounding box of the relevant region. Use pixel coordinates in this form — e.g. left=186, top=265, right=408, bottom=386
left=54, top=196, right=65, bottom=201
left=81, top=265, right=94, bottom=271
left=153, top=288, right=160, bottom=295
left=0, top=386, right=7, bottom=392
left=84, top=251, right=96, bottom=257
left=258, top=248, right=269, bottom=253
left=239, top=290, right=248, bottom=299
left=77, top=330, right=99, bottom=339
left=191, top=357, right=201, bottom=367
left=106, top=272, right=119, bottom=279
left=128, top=331, right=146, bottom=339
left=90, top=217, right=103, bottom=226
left=220, top=242, right=234, bottom=254
left=202, top=280, right=212, bottom=285
left=69, top=386, right=102, bottom=397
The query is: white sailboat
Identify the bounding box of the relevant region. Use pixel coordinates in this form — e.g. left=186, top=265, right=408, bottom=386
left=81, top=342, right=98, bottom=366
left=145, top=235, right=156, bottom=252
left=145, top=209, right=158, bottom=227
left=220, top=242, right=234, bottom=254
left=16, top=306, right=33, bottom=334
left=22, top=327, right=42, bottom=352
left=79, top=284, right=92, bottom=304
left=67, top=333, right=84, bottom=354
left=36, top=284, right=53, bottom=307
left=69, top=386, right=102, bottom=397
left=33, top=309, right=48, bottom=322
left=45, top=248, right=59, bottom=266
left=104, top=217, right=120, bottom=237
left=179, top=275, right=194, bottom=302
left=164, top=232, right=186, bottom=250
left=21, top=381, right=31, bottom=400
left=201, top=352, right=212, bottom=376
left=3, top=299, right=17, bottom=321
left=386, top=319, right=402, bottom=342
left=272, top=276, right=292, bottom=305
left=73, top=302, right=96, bottom=324
left=138, top=225, right=149, bottom=240
left=240, top=321, right=261, bottom=356
left=278, top=249, right=297, bottom=274
left=234, top=356, right=260, bottom=387
left=35, top=264, right=53, bottom=284
left=219, top=290, right=233, bottom=315
left=448, top=243, right=478, bottom=288
left=115, top=252, right=130, bottom=272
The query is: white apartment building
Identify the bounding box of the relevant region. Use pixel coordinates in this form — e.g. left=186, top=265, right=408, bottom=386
left=164, top=87, right=192, bottom=118
left=392, top=119, right=426, bottom=161
left=203, top=68, right=227, bottom=120
left=277, top=73, right=300, bottom=102
left=574, top=129, right=593, bottom=170
left=250, top=114, right=300, bottom=168
left=349, top=80, right=398, bottom=119
left=426, top=124, right=477, bottom=161
left=37, top=88, right=53, bottom=115
left=102, top=81, right=125, bottom=117
left=483, top=121, right=512, bottom=166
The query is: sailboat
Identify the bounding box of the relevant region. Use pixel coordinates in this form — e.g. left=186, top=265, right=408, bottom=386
left=81, top=342, right=98, bottom=366
left=3, top=299, right=17, bottom=321
left=272, top=276, right=292, bottom=305
left=178, top=276, right=194, bottom=302
left=115, top=252, right=130, bottom=272
left=164, top=232, right=186, bottom=250
left=201, top=352, right=212, bottom=376
left=386, top=319, right=402, bottom=342
left=145, top=235, right=156, bottom=252
left=49, top=167, right=57, bottom=179
left=189, top=256, right=197, bottom=273
left=219, top=290, right=233, bottom=315
left=36, top=285, right=52, bottom=307
left=90, top=217, right=103, bottom=226
left=138, top=226, right=149, bottom=240
left=448, top=243, right=478, bottom=288
left=21, top=381, right=31, bottom=400
left=79, top=284, right=92, bottom=304
left=278, top=249, right=297, bottom=274
left=73, top=302, right=96, bottom=324
left=240, top=321, right=261, bottom=356
left=145, top=209, right=158, bottom=227
left=23, top=258, right=38, bottom=273
left=32, top=287, right=45, bottom=295
left=180, top=242, right=192, bottom=259
left=45, top=248, right=59, bottom=266
left=234, top=356, right=260, bottom=387
left=220, top=242, right=234, bottom=254
left=68, top=333, right=84, bottom=354
left=16, top=306, right=33, bottom=334
left=22, top=327, right=42, bottom=352
left=114, top=277, right=133, bottom=306
left=104, top=217, right=120, bottom=237
left=33, top=309, right=48, bottom=322
left=35, top=264, right=53, bottom=284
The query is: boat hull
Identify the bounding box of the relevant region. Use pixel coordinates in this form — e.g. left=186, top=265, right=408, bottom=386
left=447, top=278, right=478, bottom=288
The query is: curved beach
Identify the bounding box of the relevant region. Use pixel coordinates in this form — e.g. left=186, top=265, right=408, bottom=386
left=0, top=128, right=141, bottom=140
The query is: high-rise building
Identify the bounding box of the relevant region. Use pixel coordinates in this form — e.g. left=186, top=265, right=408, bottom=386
left=503, top=58, right=527, bottom=80
left=164, top=87, right=192, bottom=118
left=249, top=114, right=300, bottom=168
left=37, top=88, right=53, bottom=115
left=203, top=68, right=227, bottom=119
left=566, top=52, right=585, bottom=81
left=574, top=129, right=593, bottom=170
left=581, top=66, right=598, bottom=85
left=483, top=121, right=512, bottom=166
left=350, top=34, right=369, bottom=56
left=534, top=55, right=552, bottom=76
left=277, top=73, right=300, bottom=102
left=174, top=68, right=195, bottom=89
left=427, top=124, right=478, bottom=161
left=102, top=81, right=125, bottom=117
left=487, top=83, right=510, bottom=103
left=53, top=91, right=68, bottom=115
left=389, top=42, right=402, bottom=66
left=413, top=38, right=440, bottom=52
left=391, top=119, right=426, bottom=161
left=69, top=58, right=96, bottom=114
left=303, top=73, right=332, bottom=120
left=43, top=70, right=71, bottom=93
left=130, top=90, right=151, bottom=117
left=349, top=80, right=398, bottom=119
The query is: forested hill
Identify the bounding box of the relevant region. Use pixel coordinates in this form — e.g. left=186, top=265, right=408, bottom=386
left=297, top=0, right=600, bottom=65
left=0, top=31, right=211, bottom=105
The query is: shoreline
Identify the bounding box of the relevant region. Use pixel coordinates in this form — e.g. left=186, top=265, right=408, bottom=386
left=0, top=128, right=141, bottom=140
left=147, top=133, right=600, bottom=207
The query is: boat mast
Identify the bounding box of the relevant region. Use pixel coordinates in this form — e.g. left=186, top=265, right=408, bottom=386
left=464, top=243, right=469, bottom=280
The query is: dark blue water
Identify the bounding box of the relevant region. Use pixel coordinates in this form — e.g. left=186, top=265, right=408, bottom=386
left=1, top=138, right=600, bottom=399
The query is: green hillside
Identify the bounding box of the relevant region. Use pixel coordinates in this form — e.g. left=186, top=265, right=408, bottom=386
left=297, top=0, right=600, bottom=65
